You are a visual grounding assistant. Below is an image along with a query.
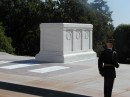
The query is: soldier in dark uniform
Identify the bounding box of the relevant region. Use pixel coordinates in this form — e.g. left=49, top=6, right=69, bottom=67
left=98, top=39, right=119, bottom=97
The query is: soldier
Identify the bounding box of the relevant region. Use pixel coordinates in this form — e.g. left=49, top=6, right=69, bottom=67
left=98, top=39, right=119, bottom=97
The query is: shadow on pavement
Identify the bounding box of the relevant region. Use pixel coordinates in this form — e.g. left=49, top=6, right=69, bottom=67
left=11, top=59, right=39, bottom=64
left=11, top=59, right=54, bottom=64
left=0, top=81, right=91, bottom=97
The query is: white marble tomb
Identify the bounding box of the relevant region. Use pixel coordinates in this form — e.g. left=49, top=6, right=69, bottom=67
left=35, top=23, right=97, bottom=63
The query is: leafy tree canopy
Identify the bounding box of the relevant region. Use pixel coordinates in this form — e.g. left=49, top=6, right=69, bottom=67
left=0, top=0, right=114, bottom=56
left=113, top=24, right=130, bottom=62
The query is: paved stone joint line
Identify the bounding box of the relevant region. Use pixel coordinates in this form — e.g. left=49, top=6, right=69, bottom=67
left=0, top=61, right=12, bottom=64
left=0, top=64, right=40, bottom=69
left=29, top=66, right=70, bottom=73
left=0, top=61, right=70, bottom=74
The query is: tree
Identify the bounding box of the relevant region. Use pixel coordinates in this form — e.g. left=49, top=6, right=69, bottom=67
left=0, top=0, right=41, bottom=55
left=113, top=24, right=130, bottom=63
left=0, top=23, right=15, bottom=54
left=90, top=0, right=114, bottom=55
left=0, top=0, right=114, bottom=56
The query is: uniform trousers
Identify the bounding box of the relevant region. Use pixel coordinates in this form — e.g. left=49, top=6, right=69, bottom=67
left=104, top=77, right=115, bottom=97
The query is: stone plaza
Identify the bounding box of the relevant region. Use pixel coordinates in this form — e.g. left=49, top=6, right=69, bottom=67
left=0, top=23, right=130, bottom=97
left=0, top=52, right=130, bottom=97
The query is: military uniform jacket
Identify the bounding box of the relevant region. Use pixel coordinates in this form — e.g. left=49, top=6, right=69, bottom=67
left=98, top=49, right=119, bottom=78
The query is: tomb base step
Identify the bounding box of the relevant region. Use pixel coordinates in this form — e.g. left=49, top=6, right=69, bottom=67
left=35, top=51, right=97, bottom=63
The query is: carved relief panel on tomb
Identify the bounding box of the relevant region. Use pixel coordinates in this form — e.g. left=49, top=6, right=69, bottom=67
left=64, top=29, right=73, bottom=52
left=82, top=30, right=90, bottom=50
left=64, top=28, right=90, bottom=53
left=73, top=30, right=82, bottom=51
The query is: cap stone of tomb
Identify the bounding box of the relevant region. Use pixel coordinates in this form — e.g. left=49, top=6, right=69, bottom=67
left=35, top=23, right=97, bottom=63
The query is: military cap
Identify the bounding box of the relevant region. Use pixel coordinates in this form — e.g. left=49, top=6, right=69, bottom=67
left=106, top=38, right=115, bottom=43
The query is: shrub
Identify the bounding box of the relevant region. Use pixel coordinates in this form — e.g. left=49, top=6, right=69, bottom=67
left=0, top=23, right=15, bottom=54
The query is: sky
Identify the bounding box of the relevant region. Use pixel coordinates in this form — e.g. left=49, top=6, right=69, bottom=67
left=88, top=0, right=130, bottom=28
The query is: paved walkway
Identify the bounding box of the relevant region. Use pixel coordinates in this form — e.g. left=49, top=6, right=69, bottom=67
left=0, top=52, right=130, bottom=97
